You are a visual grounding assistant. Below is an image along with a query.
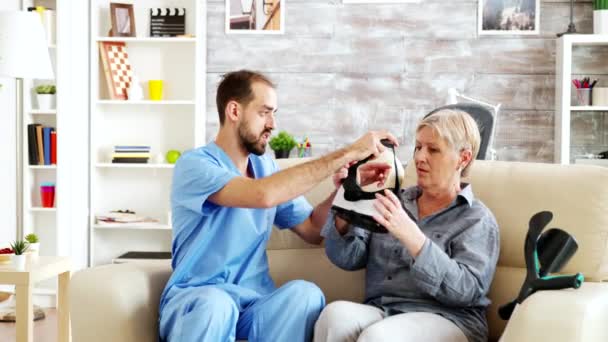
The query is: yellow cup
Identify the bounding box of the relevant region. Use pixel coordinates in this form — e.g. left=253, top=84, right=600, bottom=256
left=149, top=80, right=163, bottom=101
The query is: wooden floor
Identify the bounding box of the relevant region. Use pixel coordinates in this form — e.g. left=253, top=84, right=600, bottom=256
left=0, top=308, right=57, bottom=342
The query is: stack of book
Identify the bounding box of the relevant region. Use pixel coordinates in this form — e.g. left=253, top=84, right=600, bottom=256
left=27, top=124, right=57, bottom=165
left=112, top=145, right=150, bottom=163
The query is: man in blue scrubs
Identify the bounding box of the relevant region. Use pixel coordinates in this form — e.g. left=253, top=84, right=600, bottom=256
left=158, top=70, right=398, bottom=342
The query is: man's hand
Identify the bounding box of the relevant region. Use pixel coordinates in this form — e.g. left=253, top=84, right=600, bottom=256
left=347, top=130, right=399, bottom=161
left=332, top=161, right=356, bottom=188
left=332, top=161, right=392, bottom=189
left=358, top=162, right=392, bottom=187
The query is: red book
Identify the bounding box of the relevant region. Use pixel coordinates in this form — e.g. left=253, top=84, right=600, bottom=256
left=51, top=130, right=57, bottom=165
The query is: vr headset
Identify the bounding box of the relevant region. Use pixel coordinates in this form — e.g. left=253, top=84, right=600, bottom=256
left=331, top=139, right=405, bottom=233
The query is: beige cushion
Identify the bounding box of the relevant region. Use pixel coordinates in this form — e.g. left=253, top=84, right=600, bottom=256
left=270, top=159, right=608, bottom=338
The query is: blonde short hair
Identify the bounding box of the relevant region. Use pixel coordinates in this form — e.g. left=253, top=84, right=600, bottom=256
left=416, top=109, right=481, bottom=177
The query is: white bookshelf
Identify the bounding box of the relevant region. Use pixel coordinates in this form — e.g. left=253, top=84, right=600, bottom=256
left=96, top=163, right=175, bottom=169
left=89, top=0, right=206, bottom=266
left=29, top=109, right=57, bottom=115
left=556, top=35, right=608, bottom=164
left=17, top=0, right=90, bottom=304
left=28, top=165, right=57, bottom=170
left=93, top=223, right=172, bottom=230
left=29, top=207, right=57, bottom=212
left=96, top=99, right=195, bottom=105
left=95, top=37, right=196, bottom=43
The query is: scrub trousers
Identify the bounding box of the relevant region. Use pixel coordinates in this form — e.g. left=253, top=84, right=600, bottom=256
left=160, top=279, right=325, bottom=342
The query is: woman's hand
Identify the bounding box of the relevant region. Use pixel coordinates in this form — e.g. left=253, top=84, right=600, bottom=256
left=372, top=189, right=427, bottom=257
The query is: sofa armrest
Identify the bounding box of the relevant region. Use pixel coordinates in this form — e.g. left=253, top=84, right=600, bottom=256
left=69, top=262, right=172, bottom=342
left=500, top=282, right=608, bottom=342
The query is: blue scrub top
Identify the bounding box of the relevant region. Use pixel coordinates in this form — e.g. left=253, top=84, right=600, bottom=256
left=159, top=142, right=313, bottom=312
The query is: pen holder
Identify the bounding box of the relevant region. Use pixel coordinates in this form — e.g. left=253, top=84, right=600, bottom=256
left=297, top=146, right=312, bottom=158
left=592, top=87, right=608, bottom=106
left=573, top=88, right=591, bottom=106
left=40, top=182, right=55, bottom=208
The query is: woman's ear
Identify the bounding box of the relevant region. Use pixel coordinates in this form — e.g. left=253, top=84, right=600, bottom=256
left=460, top=149, right=473, bottom=170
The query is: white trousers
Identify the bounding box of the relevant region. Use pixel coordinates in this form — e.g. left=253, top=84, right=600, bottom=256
left=314, top=301, right=469, bottom=342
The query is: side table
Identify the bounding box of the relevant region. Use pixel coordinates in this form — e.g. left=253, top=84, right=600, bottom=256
left=0, top=256, right=71, bottom=342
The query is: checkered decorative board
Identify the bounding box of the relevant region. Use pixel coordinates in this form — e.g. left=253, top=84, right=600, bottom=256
left=98, top=41, right=133, bottom=100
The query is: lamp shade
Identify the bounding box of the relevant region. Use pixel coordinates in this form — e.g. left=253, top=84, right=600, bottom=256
left=0, top=11, right=54, bottom=79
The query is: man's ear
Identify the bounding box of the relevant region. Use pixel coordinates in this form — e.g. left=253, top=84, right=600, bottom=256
left=225, top=100, right=241, bottom=123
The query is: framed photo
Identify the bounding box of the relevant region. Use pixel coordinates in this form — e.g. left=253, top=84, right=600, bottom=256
left=343, top=0, right=421, bottom=3
left=478, top=0, right=540, bottom=35
left=226, top=0, right=284, bottom=34
left=110, top=3, right=136, bottom=37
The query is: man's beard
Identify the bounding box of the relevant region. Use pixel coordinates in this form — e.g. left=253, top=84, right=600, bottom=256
left=238, top=121, right=272, bottom=156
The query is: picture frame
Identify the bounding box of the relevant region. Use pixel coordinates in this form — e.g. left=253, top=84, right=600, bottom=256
left=226, top=0, right=285, bottom=35
left=110, top=3, right=136, bottom=37
left=342, top=0, right=421, bottom=3
left=478, top=0, right=540, bottom=35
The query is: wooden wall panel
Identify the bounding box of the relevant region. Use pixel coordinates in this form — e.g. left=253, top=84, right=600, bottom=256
left=205, top=0, right=605, bottom=162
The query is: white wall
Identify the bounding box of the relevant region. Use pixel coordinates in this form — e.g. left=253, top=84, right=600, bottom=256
left=0, top=1, right=21, bottom=248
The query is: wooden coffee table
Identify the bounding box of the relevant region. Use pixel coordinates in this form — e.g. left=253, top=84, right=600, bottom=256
left=0, top=256, right=71, bottom=342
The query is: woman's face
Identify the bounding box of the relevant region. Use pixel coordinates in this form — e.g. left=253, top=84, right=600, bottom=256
left=414, top=126, right=462, bottom=192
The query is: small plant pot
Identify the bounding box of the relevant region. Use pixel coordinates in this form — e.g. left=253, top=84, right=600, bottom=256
left=11, top=254, right=26, bottom=270
left=36, top=94, right=56, bottom=110
left=274, top=150, right=290, bottom=159
left=595, top=10, right=608, bottom=34
left=27, top=243, right=40, bottom=257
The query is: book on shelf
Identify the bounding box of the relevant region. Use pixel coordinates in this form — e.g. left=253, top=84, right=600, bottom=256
left=111, top=145, right=150, bottom=163
left=36, top=125, right=43, bottom=165
left=113, top=251, right=172, bottom=264
left=28, top=123, right=57, bottom=165
left=43, top=127, right=51, bottom=165
left=51, top=130, right=57, bottom=164
left=111, top=152, right=151, bottom=158
left=111, top=158, right=149, bottom=163
left=27, top=124, right=39, bottom=165
left=115, top=145, right=151, bottom=152
left=96, top=210, right=159, bottom=224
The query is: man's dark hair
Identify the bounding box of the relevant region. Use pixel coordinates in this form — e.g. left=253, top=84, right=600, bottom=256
left=216, top=70, right=275, bottom=125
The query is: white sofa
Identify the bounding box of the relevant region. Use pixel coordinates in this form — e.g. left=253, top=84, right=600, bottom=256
left=70, top=159, right=608, bottom=341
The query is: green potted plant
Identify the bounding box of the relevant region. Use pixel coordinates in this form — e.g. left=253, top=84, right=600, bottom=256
left=35, top=84, right=56, bottom=110
left=269, top=131, right=297, bottom=159
left=25, top=233, right=40, bottom=257
left=10, top=240, right=29, bottom=270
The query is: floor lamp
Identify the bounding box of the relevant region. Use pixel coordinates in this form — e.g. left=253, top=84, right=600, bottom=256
left=0, top=10, right=54, bottom=322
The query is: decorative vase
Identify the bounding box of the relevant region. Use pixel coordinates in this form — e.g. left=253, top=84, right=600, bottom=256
left=594, top=1, right=608, bottom=33
left=27, top=243, right=40, bottom=257
left=36, top=94, right=56, bottom=110
left=274, top=150, right=290, bottom=159
left=11, top=254, right=26, bottom=270
left=127, top=75, right=144, bottom=101
left=594, top=10, right=608, bottom=34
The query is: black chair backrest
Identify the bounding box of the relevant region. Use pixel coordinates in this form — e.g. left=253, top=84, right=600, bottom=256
left=424, top=103, right=495, bottom=160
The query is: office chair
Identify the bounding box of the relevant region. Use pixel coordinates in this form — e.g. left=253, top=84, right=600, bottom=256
left=424, top=88, right=501, bottom=160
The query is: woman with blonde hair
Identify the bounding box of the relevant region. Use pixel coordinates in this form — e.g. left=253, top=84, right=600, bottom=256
left=315, top=109, right=500, bottom=342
